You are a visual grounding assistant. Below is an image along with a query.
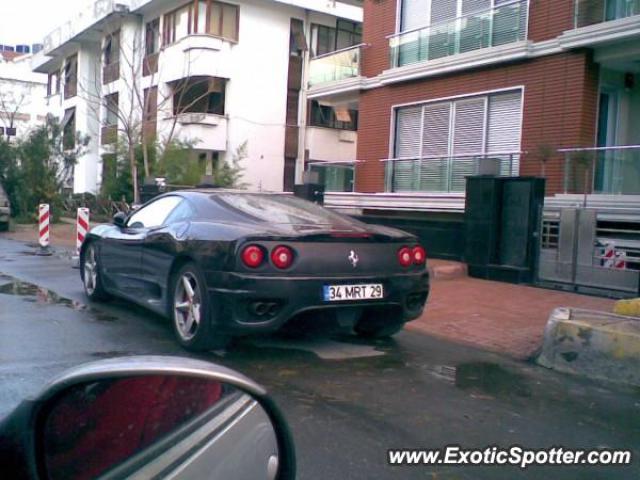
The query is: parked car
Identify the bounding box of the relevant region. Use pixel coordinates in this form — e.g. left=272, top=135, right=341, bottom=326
left=0, top=356, right=296, bottom=479
left=0, top=184, right=10, bottom=232
left=80, top=190, right=430, bottom=350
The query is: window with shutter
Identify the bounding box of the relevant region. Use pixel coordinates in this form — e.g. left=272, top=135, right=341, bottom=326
left=391, top=90, right=522, bottom=192
left=487, top=91, right=522, bottom=175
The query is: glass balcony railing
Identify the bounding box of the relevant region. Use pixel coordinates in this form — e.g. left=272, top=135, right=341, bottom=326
left=388, top=153, right=520, bottom=193
left=575, top=0, right=640, bottom=28
left=308, top=44, right=363, bottom=87
left=562, top=146, right=640, bottom=195
left=389, top=0, right=528, bottom=68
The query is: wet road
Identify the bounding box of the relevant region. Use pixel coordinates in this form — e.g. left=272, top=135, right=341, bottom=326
left=0, top=238, right=638, bottom=479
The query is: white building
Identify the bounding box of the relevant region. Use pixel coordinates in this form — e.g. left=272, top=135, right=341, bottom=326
left=0, top=52, right=48, bottom=141
left=32, top=0, right=363, bottom=194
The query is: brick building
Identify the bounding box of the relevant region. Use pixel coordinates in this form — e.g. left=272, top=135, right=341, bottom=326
left=310, top=0, right=639, bottom=205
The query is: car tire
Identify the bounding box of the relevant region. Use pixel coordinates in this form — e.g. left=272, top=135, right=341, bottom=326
left=82, top=243, right=111, bottom=302
left=170, top=262, right=229, bottom=351
left=354, top=309, right=405, bottom=339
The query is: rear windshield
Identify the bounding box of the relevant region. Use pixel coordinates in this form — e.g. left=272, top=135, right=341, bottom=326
left=210, top=193, right=355, bottom=226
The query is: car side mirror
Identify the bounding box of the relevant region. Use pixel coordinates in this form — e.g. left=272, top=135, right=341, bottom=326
left=0, top=356, right=296, bottom=480
left=113, top=212, right=127, bottom=228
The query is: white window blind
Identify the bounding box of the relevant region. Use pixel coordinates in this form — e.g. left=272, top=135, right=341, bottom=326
left=401, top=0, right=430, bottom=31
left=392, top=90, right=522, bottom=192
left=431, top=0, right=458, bottom=24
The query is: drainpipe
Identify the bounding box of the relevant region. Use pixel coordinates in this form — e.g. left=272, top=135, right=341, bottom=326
left=297, top=8, right=311, bottom=185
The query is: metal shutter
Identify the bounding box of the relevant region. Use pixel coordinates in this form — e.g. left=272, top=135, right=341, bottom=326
left=394, top=107, right=422, bottom=191
left=487, top=91, right=522, bottom=175
left=459, top=0, right=492, bottom=53
left=419, top=102, right=451, bottom=191
left=431, top=0, right=458, bottom=23
left=451, top=97, right=486, bottom=191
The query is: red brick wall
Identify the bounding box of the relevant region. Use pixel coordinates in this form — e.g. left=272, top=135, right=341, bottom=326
left=360, top=0, right=577, bottom=75
left=361, top=0, right=396, bottom=78
left=528, top=0, right=575, bottom=41
left=355, top=51, right=600, bottom=194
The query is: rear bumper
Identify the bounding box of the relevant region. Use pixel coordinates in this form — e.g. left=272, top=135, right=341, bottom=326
left=205, top=271, right=429, bottom=335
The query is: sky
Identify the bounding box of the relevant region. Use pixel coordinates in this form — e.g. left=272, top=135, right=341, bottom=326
left=0, top=0, right=90, bottom=46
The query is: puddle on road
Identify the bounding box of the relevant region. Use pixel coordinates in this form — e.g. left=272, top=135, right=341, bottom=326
left=429, top=361, right=532, bottom=398
left=0, top=277, right=118, bottom=322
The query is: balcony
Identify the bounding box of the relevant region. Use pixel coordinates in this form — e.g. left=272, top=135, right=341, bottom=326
left=308, top=44, right=363, bottom=87
left=389, top=0, right=528, bottom=68
left=561, top=146, right=640, bottom=195
left=387, top=153, right=520, bottom=193
left=575, top=0, right=640, bottom=28
left=169, top=113, right=228, bottom=152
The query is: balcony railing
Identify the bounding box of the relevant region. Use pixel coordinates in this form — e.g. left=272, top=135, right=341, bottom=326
left=387, top=153, right=520, bottom=193
left=561, top=145, right=640, bottom=195
left=575, top=0, right=640, bottom=28
left=308, top=44, right=363, bottom=87
left=389, top=0, right=528, bottom=68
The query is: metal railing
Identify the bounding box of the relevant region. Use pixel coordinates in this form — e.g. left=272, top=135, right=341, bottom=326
left=561, top=145, right=640, bottom=195
left=387, top=153, right=520, bottom=193
left=308, top=44, right=363, bottom=87
left=389, top=0, right=528, bottom=68
left=574, top=0, right=640, bottom=28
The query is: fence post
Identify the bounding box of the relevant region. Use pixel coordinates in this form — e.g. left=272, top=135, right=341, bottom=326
left=36, top=203, right=52, bottom=256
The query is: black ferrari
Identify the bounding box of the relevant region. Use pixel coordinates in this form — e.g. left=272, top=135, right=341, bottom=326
left=80, top=190, right=429, bottom=350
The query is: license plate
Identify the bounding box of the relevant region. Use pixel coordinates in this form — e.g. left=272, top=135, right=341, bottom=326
left=323, top=284, right=384, bottom=302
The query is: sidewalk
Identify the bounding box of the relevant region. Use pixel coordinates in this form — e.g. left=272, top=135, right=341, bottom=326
left=2, top=219, right=93, bottom=250
left=408, top=270, right=616, bottom=360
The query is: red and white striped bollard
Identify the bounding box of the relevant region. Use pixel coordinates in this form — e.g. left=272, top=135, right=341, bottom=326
left=76, top=207, right=90, bottom=257
left=37, top=203, right=52, bottom=256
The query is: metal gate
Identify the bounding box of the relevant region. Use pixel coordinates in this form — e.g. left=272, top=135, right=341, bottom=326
left=538, top=207, right=640, bottom=297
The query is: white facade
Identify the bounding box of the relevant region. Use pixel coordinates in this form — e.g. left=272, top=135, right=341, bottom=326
left=32, top=0, right=363, bottom=194
left=0, top=55, right=47, bottom=140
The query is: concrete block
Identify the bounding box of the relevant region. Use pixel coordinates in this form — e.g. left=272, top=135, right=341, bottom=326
left=537, top=308, right=640, bottom=387
left=613, top=298, right=640, bottom=317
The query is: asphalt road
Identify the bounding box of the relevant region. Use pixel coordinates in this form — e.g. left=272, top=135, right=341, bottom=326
left=0, top=237, right=638, bottom=479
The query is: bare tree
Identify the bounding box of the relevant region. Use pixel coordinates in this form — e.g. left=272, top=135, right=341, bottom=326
left=77, top=20, right=224, bottom=203
left=0, top=89, right=29, bottom=141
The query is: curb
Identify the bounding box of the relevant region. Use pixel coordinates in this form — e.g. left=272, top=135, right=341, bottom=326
left=537, top=307, right=640, bottom=387
left=428, top=262, right=468, bottom=281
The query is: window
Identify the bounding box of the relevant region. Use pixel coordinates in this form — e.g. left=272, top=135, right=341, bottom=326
left=309, top=164, right=354, bottom=192
left=163, top=1, right=239, bottom=45
left=47, top=71, right=60, bottom=96
left=64, top=55, right=77, bottom=99
left=309, top=101, right=358, bottom=131
left=103, top=93, right=119, bottom=127
left=311, top=19, right=361, bottom=57
left=144, top=19, right=160, bottom=76
left=145, top=19, right=160, bottom=55
left=390, top=90, right=522, bottom=192
left=127, top=196, right=183, bottom=229
left=62, top=107, right=76, bottom=150
left=172, top=77, right=226, bottom=116
left=103, top=31, right=120, bottom=67
left=143, top=87, right=158, bottom=141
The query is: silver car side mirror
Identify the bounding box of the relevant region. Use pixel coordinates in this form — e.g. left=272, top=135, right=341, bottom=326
left=0, top=356, right=296, bottom=480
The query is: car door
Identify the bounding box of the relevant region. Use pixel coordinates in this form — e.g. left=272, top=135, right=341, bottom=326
left=140, top=198, right=196, bottom=311
left=100, top=196, right=182, bottom=301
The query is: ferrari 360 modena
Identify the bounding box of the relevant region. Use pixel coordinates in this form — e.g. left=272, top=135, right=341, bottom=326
left=80, top=190, right=429, bottom=350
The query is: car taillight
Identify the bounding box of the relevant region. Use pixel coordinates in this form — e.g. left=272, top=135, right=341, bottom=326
left=397, top=247, right=413, bottom=267
left=241, top=245, right=264, bottom=268
left=413, top=246, right=427, bottom=265
left=271, top=245, right=294, bottom=269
